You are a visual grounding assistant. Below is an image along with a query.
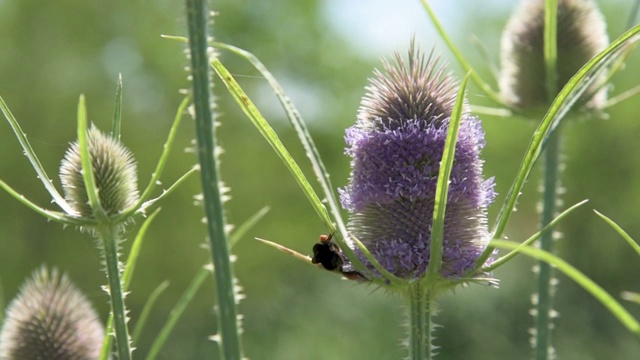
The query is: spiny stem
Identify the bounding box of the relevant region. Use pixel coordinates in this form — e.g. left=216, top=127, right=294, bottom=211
left=185, top=0, right=243, bottom=359
left=98, top=224, right=131, bottom=360
left=535, top=1, right=560, bottom=358
left=535, top=130, right=561, bottom=360
left=407, top=283, right=436, bottom=360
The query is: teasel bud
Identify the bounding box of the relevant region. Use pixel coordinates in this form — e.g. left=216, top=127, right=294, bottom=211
left=0, top=267, right=105, bottom=360
left=59, top=125, right=139, bottom=218
left=499, top=0, right=609, bottom=111
left=340, top=45, right=496, bottom=280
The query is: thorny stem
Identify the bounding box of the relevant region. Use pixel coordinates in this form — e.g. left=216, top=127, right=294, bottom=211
left=407, top=283, right=436, bottom=360
left=98, top=224, right=131, bottom=360
left=185, top=0, right=243, bottom=359
left=535, top=129, right=561, bottom=360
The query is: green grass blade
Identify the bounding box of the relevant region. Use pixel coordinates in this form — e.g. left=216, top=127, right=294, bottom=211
left=145, top=268, right=209, bottom=360
left=426, top=72, right=469, bottom=282
left=112, top=73, right=123, bottom=141
left=491, top=240, right=640, bottom=337
left=419, top=0, right=504, bottom=105
left=594, top=210, right=640, bottom=257
left=210, top=59, right=332, bottom=228
left=0, top=96, right=77, bottom=215
left=483, top=199, right=588, bottom=272
left=477, top=25, right=640, bottom=267
left=132, top=281, right=170, bottom=344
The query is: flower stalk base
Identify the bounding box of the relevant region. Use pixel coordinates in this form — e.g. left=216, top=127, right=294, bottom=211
left=407, top=282, right=437, bottom=360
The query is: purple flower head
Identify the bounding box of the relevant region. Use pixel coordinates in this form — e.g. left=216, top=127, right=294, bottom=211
left=340, top=46, right=496, bottom=280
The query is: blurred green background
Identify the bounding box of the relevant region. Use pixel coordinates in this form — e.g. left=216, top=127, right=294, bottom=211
left=1, top=0, right=639, bottom=359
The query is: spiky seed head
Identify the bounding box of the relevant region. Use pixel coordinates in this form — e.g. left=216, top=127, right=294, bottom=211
left=59, top=125, right=139, bottom=217
left=358, top=44, right=462, bottom=130
left=0, top=267, right=105, bottom=360
left=499, top=0, right=609, bottom=112
left=340, top=46, right=496, bottom=281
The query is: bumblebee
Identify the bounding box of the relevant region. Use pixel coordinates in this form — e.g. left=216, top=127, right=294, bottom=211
left=311, top=233, right=367, bottom=281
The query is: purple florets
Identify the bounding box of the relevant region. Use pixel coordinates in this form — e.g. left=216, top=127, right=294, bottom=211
left=340, top=46, right=496, bottom=280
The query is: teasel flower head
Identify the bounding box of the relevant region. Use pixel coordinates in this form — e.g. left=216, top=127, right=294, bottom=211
left=499, top=0, right=609, bottom=112
left=0, top=267, right=105, bottom=360
left=59, top=125, right=139, bottom=218
left=340, top=45, right=496, bottom=281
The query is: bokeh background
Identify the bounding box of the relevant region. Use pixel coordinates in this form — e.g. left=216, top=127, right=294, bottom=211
left=1, top=0, right=639, bottom=359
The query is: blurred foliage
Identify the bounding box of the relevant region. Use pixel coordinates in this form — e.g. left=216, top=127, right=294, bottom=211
left=0, top=0, right=639, bottom=359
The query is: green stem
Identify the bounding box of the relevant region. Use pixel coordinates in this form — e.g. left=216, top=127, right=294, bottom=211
left=536, top=2, right=559, bottom=358
left=543, top=0, right=558, bottom=104
left=98, top=224, right=131, bottom=360
left=185, top=0, right=243, bottom=359
left=407, top=283, right=436, bottom=360
left=535, top=129, right=561, bottom=360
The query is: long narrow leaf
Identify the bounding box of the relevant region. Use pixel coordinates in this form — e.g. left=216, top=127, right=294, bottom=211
left=132, top=281, right=170, bottom=346
left=0, top=96, right=77, bottom=215
left=419, top=0, right=504, bottom=105
left=622, top=292, right=640, bottom=306
left=228, top=206, right=270, bottom=247
left=138, top=166, right=199, bottom=212
left=490, top=240, right=640, bottom=337
left=0, top=180, right=91, bottom=226
left=210, top=58, right=370, bottom=277
left=427, top=73, right=470, bottom=281
left=594, top=210, right=640, bottom=257
left=112, top=74, right=123, bottom=141
left=483, top=199, right=588, bottom=272
left=144, top=197, right=267, bottom=359
left=210, top=59, right=332, bottom=228
left=145, top=268, right=209, bottom=360
left=211, top=42, right=341, bottom=213
left=209, top=43, right=363, bottom=277
left=77, top=95, right=106, bottom=220
left=118, top=96, right=191, bottom=221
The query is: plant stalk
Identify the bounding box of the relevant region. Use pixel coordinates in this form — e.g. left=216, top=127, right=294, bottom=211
left=535, top=129, right=561, bottom=360
left=98, top=224, right=131, bottom=360
left=407, top=283, right=436, bottom=360
left=185, top=0, right=243, bottom=359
